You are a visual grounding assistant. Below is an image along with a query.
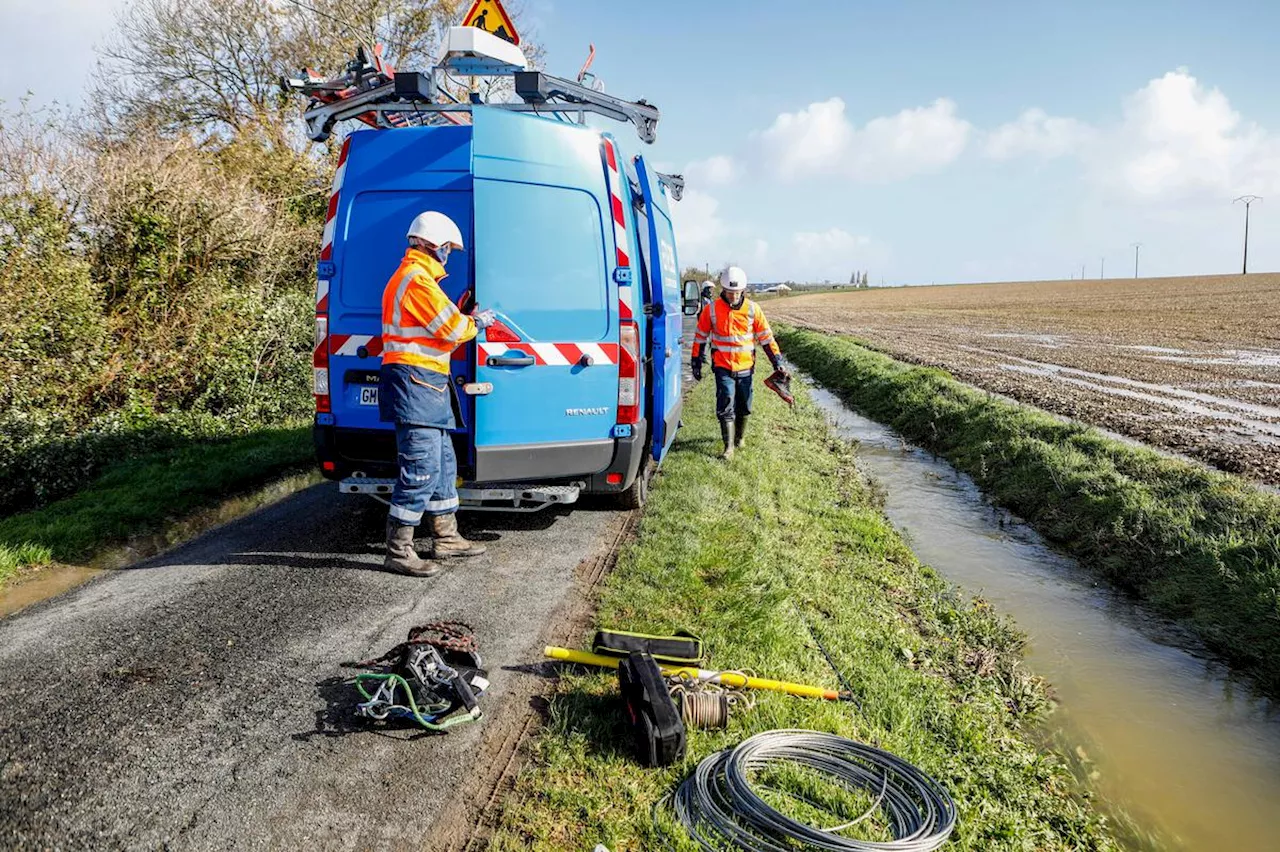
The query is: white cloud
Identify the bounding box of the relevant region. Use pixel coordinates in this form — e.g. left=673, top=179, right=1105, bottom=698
left=788, top=228, right=874, bottom=281
left=984, top=108, right=1096, bottom=160
left=1106, top=69, right=1280, bottom=201
left=668, top=188, right=727, bottom=264
left=759, top=97, right=972, bottom=182
left=685, top=154, right=737, bottom=187
left=792, top=227, right=869, bottom=257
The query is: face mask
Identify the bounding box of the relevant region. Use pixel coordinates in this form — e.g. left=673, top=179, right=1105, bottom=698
left=724, top=290, right=744, bottom=308
left=432, top=244, right=451, bottom=265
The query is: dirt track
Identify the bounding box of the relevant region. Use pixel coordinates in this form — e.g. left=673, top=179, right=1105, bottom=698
left=772, top=274, right=1280, bottom=484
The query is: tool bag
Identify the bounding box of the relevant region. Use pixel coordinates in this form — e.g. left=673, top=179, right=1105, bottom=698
left=593, top=629, right=703, bottom=666
left=350, top=622, right=489, bottom=731
left=618, top=651, right=686, bottom=767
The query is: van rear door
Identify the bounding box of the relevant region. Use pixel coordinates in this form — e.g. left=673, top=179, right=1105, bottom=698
left=631, top=155, right=682, bottom=460
left=330, top=127, right=474, bottom=438
left=469, top=108, right=622, bottom=483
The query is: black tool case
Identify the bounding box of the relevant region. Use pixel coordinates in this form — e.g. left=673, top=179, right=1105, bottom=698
left=593, top=629, right=703, bottom=666
left=617, top=651, right=686, bottom=767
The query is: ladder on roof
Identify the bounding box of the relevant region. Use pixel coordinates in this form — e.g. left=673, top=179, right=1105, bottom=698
left=281, top=27, right=661, bottom=145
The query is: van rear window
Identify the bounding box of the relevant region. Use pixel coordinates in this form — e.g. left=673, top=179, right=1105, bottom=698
left=475, top=181, right=608, bottom=341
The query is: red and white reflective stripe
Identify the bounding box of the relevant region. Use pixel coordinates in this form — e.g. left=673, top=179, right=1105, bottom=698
left=320, top=138, right=351, bottom=261
left=479, top=342, right=620, bottom=366
left=601, top=137, right=630, bottom=268
left=617, top=282, right=634, bottom=321
left=329, top=334, right=384, bottom=357
left=315, top=136, right=346, bottom=414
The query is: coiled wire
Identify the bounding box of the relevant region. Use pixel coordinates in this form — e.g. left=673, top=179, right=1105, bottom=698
left=669, top=671, right=756, bottom=730
left=670, top=729, right=956, bottom=851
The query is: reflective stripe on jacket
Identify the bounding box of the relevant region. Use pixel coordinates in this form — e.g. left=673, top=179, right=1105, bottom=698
left=692, top=297, right=777, bottom=372
left=380, top=248, right=477, bottom=375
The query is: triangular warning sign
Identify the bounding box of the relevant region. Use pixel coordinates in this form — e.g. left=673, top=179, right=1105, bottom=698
left=461, top=0, right=520, bottom=46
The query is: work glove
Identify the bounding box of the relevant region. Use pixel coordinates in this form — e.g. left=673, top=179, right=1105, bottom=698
left=472, top=309, right=497, bottom=330
left=691, top=360, right=702, bottom=382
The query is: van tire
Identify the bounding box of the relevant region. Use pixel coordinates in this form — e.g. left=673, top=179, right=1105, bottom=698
left=616, top=461, right=651, bottom=510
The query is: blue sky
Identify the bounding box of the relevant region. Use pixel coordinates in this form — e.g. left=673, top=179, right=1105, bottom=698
left=5, top=0, right=1280, bottom=284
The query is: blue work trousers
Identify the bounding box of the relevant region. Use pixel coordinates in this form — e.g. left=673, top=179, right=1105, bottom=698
left=388, top=424, right=459, bottom=526
left=713, top=366, right=754, bottom=422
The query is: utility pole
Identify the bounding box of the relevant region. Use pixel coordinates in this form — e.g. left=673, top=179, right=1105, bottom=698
left=1100, top=257, right=1105, bottom=279
left=1081, top=263, right=1085, bottom=279
left=1234, top=195, right=1262, bottom=274
left=1131, top=242, right=1142, bottom=278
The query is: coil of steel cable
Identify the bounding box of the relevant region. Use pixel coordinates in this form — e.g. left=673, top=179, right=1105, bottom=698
left=669, top=729, right=956, bottom=851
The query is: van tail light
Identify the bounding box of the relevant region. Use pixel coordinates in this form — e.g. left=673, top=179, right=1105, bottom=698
left=617, top=321, right=640, bottom=425
left=484, top=321, right=521, bottom=343
left=314, top=315, right=331, bottom=413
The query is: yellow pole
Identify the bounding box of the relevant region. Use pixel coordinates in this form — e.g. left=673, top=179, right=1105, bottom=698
left=542, top=646, right=843, bottom=701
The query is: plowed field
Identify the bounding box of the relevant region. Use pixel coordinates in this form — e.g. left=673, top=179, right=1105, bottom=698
left=772, top=274, right=1280, bottom=485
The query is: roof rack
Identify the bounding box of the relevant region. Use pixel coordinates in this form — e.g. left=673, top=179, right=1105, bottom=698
left=282, top=27, right=661, bottom=144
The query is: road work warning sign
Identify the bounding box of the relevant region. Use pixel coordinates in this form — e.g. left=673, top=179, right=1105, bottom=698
left=461, top=0, right=520, bottom=45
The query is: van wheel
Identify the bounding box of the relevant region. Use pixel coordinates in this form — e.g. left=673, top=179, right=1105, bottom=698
left=615, top=462, right=651, bottom=510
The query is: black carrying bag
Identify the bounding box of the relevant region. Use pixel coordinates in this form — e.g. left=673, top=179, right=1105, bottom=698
left=618, top=651, right=686, bottom=767
left=593, top=629, right=704, bottom=666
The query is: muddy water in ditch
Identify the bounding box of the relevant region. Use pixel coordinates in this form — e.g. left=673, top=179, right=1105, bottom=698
left=808, top=386, right=1280, bottom=851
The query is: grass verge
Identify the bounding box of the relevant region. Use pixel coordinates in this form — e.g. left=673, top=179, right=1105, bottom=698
left=0, top=423, right=314, bottom=586
left=779, top=326, right=1280, bottom=696
left=488, top=374, right=1126, bottom=850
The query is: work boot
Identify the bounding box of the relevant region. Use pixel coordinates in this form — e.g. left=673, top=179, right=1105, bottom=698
left=384, top=518, right=442, bottom=578
left=734, top=415, right=748, bottom=449
left=719, top=420, right=735, bottom=460
left=429, top=513, right=487, bottom=558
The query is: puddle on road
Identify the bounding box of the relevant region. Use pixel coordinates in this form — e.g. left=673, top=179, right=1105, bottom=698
left=808, top=385, right=1280, bottom=851
left=0, top=563, right=103, bottom=619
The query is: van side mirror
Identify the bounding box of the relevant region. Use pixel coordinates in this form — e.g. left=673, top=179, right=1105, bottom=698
left=681, top=280, right=701, bottom=316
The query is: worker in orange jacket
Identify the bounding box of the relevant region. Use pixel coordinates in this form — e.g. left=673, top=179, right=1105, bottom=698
left=378, top=211, right=495, bottom=577
left=690, top=266, right=787, bottom=459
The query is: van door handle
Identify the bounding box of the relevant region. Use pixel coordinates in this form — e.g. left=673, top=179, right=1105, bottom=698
left=487, top=354, right=536, bottom=367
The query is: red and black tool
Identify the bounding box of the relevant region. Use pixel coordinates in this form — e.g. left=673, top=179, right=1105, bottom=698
left=764, top=369, right=794, bottom=407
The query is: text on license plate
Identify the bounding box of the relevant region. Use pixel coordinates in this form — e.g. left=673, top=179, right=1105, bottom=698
left=359, top=387, right=379, bottom=406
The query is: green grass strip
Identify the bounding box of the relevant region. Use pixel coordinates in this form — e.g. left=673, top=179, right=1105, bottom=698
left=0, top=424, right=312, bottom=584
left=490, top=375, right=1125, bottom=850
left=779, top=326, right=1280, bottom=697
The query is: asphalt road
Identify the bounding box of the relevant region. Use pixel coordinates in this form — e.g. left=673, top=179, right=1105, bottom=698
left=0, top=484, right=623, bottom=850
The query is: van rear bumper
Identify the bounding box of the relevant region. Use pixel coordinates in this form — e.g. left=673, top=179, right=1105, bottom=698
left=314, top=424, right=397, bottom=480
left=583, top=419, right=647, bottom=495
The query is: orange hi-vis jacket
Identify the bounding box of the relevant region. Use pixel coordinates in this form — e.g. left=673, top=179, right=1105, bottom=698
left=692, top=297, right=778, bottom=373
left=381, top=248, right=477, bottom=376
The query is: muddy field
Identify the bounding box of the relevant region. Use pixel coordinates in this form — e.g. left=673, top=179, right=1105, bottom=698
left=772, top=273, right=1280, bottom=485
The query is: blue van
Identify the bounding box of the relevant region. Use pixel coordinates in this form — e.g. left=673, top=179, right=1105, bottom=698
left=306, top=69, right=689, bottom=510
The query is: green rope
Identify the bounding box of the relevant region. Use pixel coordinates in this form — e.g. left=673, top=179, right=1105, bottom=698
left=354, top=672, right=481, bottom=732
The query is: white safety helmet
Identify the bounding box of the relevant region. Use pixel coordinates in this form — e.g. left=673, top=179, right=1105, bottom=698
left=720, top=265, right=748, bottom=292
left=406, top=211, right=465, bottom=251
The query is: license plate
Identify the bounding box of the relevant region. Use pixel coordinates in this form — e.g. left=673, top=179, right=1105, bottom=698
left=359, top=387, right=379, bottom=406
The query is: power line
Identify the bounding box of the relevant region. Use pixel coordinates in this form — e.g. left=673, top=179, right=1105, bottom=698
left=1234, top=195, right=1263, bottom=274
